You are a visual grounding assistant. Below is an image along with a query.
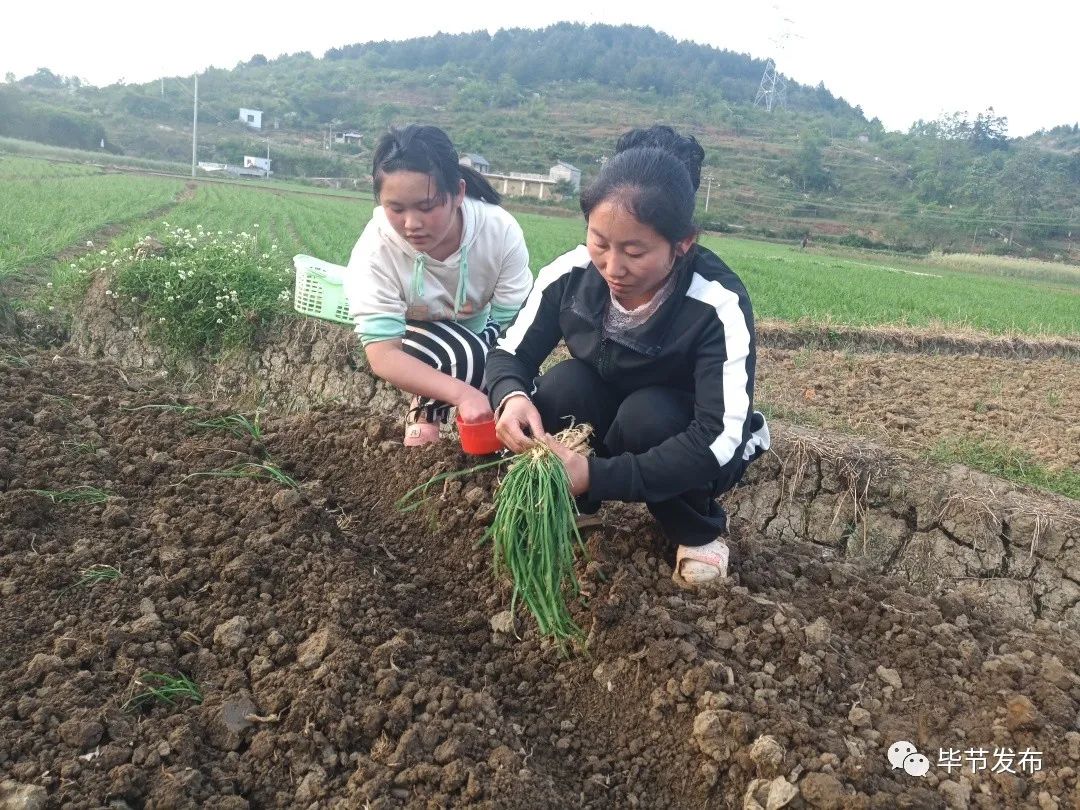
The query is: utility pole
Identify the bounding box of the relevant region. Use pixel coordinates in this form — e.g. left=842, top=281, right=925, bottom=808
left=190, top=73, right=198, bottom=179
left=704, top=174, right=714, bottom=212
left=266, top=137, right=271, bottom=180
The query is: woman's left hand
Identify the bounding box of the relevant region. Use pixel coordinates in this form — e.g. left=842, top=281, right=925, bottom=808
left=541, top=434, right=590, bottom=497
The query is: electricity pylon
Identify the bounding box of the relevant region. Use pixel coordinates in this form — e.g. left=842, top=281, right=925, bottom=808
left=753, top=58, right=786, bottom=112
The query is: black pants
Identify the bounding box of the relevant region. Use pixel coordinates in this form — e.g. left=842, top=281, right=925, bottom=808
left=399, top=319, right=500, bottom=422
left=532, top=359, right=726, bottom=547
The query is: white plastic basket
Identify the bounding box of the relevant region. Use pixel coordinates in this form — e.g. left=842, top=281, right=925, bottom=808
left=292, top=254, right=352, bottom=325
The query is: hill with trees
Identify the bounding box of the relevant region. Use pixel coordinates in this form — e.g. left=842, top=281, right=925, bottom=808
left=2, top=23, right=1078, bottom=258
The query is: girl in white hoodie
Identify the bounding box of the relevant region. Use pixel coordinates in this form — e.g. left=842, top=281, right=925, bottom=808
left=344, top=125, right=533, bottom=446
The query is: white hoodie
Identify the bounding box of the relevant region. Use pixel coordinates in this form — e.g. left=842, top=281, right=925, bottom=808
left=344, top=196, right=533, bottom=346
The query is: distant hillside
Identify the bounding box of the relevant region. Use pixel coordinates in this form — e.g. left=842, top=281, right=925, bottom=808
left=2, top=23, right=1078, bottom=258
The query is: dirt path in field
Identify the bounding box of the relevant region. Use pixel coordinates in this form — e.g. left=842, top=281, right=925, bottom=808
left=3, top=344, right=1080, bottom=808
left=757, top=321, right=1080, bottom=362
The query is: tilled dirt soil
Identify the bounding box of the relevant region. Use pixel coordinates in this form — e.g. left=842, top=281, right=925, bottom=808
left=4, top=346, right=1080, bottom=809
left=757, top=348, right=1080, bottom=473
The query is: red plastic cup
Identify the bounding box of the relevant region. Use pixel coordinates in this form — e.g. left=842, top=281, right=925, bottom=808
left=456, top=413, right=503, bottom=455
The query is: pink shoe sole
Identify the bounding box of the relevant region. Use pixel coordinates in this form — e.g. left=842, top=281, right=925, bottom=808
left=403, top=421, right=441, bottom=447
left=673, top=539, right=730, bottom=588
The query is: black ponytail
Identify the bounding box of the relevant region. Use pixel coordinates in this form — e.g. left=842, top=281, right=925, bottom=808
left=372, top=125, right=502, bottom=205
left=459, top=165, right=501, bottom=204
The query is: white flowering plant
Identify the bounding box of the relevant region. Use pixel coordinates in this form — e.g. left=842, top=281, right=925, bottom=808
left=70, top=225, right=292, bottom=356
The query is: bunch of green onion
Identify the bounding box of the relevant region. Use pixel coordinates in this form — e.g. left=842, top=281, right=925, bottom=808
left=491, top=427, right=592, bottom=646
left=396, top=425, right=593, bottom=648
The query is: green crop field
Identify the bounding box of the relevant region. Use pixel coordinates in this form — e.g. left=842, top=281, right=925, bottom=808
left=152, top=183, right=372, bottom=265
left=513, top=211, right=583, bottom=270
left=705, top=236, right=1080, bottom=337
left=0, top=155, right=184, bottom=278
left=6, top=155, right=1075, bottom=339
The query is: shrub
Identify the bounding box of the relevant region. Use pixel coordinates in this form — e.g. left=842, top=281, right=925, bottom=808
left=73, top=225, right=292, bottom=357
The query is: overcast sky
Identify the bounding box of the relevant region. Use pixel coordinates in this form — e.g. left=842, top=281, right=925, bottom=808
left=3, top=0, right=1076, bottom=137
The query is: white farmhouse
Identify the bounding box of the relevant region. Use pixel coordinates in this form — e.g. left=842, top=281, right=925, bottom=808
left=549, top=161, right=581, bottom=192
left=239, top=108, right=263, bottom=129
left=459, top=153, right=491, bottom=173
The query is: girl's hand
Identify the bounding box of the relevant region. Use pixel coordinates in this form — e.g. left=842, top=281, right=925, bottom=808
left=456, top=386, right=494, bottom=424
left=496, top=395, right=545, bottom=454
left=541, top=434, right=590, bottom=497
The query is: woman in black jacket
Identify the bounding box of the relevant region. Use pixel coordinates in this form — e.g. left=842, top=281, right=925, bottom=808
left=484, top=127, right=770, bottom=586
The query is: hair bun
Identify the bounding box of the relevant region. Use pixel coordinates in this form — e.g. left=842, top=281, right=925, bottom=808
left=614, top=126, right=705, bottom=191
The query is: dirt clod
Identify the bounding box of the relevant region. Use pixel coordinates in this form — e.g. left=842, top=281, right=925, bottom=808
left=212, top=616, right=250, bottom=651
left=58, top=716, right=104, bottom=750
left=270, top=489, right=302, bottom=512
left=489, top=610, right=515, bottom=634
left=748, top=734, right=785, bottom=777
left=799, top=771, right=848, bottom=808
left=296, top=627, right=335, bottom=668
left=24, top=653, right=62, bottom=682
left=1005, top=695, right=1041, bottom=732
left=0, top=780, right=47, bottom=810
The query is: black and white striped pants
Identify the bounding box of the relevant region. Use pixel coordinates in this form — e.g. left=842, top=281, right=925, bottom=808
left=401, top=319, right=501, bottom=423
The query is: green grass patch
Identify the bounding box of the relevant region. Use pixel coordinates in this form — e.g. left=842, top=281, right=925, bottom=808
left=123, top=673, right=203, bottom=712
left=22, top=151, right=1077, bottom=344
left=79, top=225, right=292, bottom=357
left=120, top=403, right=204, bottom=414
left=157, top=183, right=369, bottom=265
left=61, top=564, right=121, bottom=594
left=0, top=153, right=104, bottom=180
left=514, top=211, right=584, bottom=274
left=929, top=438, right=1080, bottom=500
left=61, top=439, right=100, bottom=455
left=192, top=413, right=263, bottom=441
left=30, top=485, right=110, bottom=504
left=183, top=462, right=298, bottom=489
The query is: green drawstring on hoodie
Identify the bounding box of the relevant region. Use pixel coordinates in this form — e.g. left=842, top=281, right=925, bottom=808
left=409, top=243, right=468, bottom=316
left=454, top=242, right=469, bottom=316
left=411, top=254, right=426, bottom=301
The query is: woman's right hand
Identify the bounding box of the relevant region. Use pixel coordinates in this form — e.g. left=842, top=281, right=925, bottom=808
left=496, top=395, right=545, bottom=454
